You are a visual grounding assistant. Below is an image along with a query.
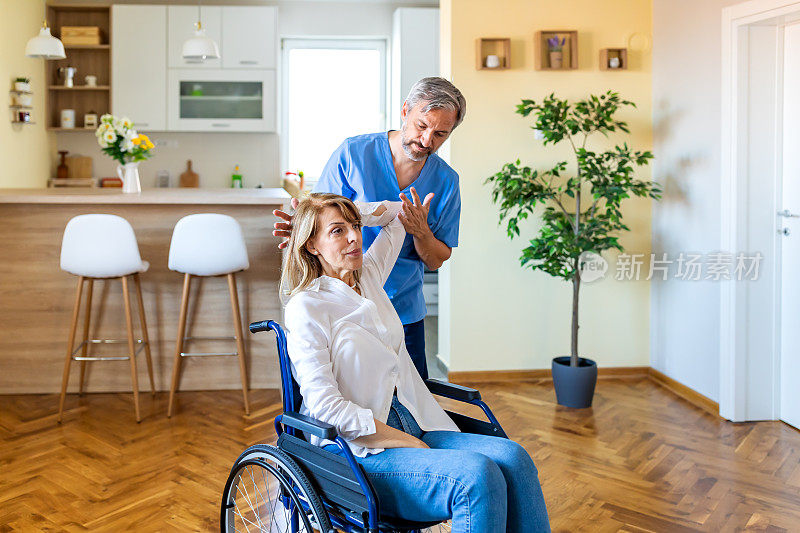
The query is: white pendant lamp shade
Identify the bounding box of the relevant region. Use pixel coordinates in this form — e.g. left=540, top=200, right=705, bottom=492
left=26, top=23, right=66, bottom=60
left=182, top=24, right=220, bottom=61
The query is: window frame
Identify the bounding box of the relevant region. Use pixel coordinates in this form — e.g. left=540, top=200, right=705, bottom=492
left=280, top=37, right=389, bottom=181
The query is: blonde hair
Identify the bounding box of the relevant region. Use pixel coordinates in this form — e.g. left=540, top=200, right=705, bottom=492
left=280, top=193, right=362, bottom=303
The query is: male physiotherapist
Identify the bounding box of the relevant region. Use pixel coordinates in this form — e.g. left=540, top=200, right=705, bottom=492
left=274, top=77, right=465, bottom=380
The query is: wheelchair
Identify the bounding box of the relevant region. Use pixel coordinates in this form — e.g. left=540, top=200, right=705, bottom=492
left=220, top=320, right=509, bottom=533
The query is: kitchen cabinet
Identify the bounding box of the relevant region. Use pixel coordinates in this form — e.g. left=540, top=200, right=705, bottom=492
left=168, top=5, right=223, bottom=69
left=168, top=69, right=276, bottom=132
left=112, top=5, right=167, bottom=131
left=221, top=6, right=277, bottom=69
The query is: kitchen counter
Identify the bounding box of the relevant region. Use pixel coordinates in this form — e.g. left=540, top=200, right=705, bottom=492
left=0, top=188, right=290, bottom=395
left=0, top=187, right=290, bottom=205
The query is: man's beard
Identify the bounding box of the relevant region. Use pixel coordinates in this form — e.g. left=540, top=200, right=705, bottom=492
left=400, top=124, right=432, bottom=162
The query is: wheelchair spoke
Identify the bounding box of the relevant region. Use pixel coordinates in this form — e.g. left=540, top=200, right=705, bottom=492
left=233, top=500, right=256, bottom=532
left=249, top=467, right=269, bottom=518
left=237, top=472, right=265, bottom=530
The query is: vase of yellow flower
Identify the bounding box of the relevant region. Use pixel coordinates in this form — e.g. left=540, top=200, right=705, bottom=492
left=95, top=114, right=155, bottom=193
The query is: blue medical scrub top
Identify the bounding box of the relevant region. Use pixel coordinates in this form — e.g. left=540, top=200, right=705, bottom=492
left=314, top=131, right=461, bottom=325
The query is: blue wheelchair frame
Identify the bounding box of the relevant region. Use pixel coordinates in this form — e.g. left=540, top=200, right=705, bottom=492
left=249, top=319, right=508, bottom=533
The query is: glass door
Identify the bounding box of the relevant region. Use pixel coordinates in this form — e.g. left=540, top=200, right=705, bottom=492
left=168, top=69, right=275, bottom=132
left=179, top=81, right=263, bottom=120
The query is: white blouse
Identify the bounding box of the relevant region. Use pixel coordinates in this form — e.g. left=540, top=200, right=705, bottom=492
left=284, top=201, right=459, bottom=457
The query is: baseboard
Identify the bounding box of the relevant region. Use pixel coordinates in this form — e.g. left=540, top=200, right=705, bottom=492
left=647, top=368, right=719, bottom=416
left=447, top=366, right=649, bottom=383
left=446, top=366, right=719, bottom=417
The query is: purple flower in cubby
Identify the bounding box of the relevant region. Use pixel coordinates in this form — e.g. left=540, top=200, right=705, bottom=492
left=547, top=36, right=566, bottom=51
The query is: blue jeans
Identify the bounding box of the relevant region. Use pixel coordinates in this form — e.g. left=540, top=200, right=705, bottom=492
left=326, top=396, right=550, bottom=532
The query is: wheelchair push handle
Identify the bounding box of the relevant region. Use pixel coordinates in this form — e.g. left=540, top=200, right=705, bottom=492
left=248, top=320, right=274, bottom=334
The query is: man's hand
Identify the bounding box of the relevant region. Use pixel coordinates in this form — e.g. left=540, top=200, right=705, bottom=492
left=273, top=197, right=299, bottom=249
left=398, top=188, right=434, bottom=238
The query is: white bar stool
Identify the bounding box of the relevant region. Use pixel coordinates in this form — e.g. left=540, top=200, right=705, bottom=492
left=58, top=214, right=155, bottom=423
left=166, top=214, right=251, bottom=416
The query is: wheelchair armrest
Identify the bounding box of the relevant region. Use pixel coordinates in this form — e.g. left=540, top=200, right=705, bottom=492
left=425, top=378, right=481, bottom=402
left=280, top=411, right=338, bottom=441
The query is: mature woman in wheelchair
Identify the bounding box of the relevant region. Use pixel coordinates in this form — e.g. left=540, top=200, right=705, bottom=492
left=222, top=192, right=549, bottom=532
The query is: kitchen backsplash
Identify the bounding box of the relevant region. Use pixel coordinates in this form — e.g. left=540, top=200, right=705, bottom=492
left=53, top=131, right=280, bottom=188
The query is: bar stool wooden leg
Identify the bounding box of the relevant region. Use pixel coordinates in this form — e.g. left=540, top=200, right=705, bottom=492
left=228, top=273, right=250, bottom=415
left=122, top=275, right=141, bottom=422
left=58, top=276, right=84, bottom=423
left=78, top=278, right=93, bottom=395
left=133, top=273, right=155, bottom=396
left=168, top=273, right=192, bottom=417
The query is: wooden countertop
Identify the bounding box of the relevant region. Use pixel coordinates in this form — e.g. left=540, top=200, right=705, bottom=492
left=0, top=188, right=291, bottom=205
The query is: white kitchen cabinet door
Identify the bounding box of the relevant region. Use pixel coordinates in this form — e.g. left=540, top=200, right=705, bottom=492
left=222, top=6, right=277, bottom=69
left=168, top=5, right=222, bottom=69
left=112, top=5, right=167, bottom=131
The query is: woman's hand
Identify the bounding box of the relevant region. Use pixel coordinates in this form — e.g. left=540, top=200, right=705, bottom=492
left=273, top=197, right=299, bottom=249
left=351, top=419, right=430, bottom=449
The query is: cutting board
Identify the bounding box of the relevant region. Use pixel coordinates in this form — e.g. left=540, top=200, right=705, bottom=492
left=66, top=156, right=93, bottom=179
left=180, top=160, right=199, bottom=188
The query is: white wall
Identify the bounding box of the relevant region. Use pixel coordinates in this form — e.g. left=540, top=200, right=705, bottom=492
left=650, top=0, right=742, bottom=402
left=391, top=7, right=439, bottom=129
left=43, top=0, right=434, bottom=188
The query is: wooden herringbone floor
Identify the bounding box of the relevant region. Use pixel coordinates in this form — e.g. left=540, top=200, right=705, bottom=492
left=1, top=378, right=799, bottom=532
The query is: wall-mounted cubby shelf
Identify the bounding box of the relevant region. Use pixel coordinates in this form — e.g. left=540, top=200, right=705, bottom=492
left=476, top=38, right=511, bottom=70
left=600, top=48, right=628, bottom=70
left=534, top=30, right=578, bottom=70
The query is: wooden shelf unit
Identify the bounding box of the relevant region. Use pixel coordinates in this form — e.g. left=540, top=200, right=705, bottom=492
left=600, top=48, right=628, bottom=70
left=48, top=85, right=110, bottom=91
left=47, top=127, right=97, bottom=132
left=65, top=44, right=110, bottom=50
left=476, top=38, right=511, bottom=70
left=534, top=30, right=578, bottom=70
left=46, top=4, right=111, bottom=130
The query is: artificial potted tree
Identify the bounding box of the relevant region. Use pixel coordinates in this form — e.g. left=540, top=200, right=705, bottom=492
left=486, top=91, right=661, bottom=408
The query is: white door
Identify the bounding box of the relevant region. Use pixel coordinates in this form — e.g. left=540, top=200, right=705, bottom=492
left=168, top=5, right=222, bottom=69
left=112, top=5, right=167, bottom=131
left=221, top=6, right=276, bottom=69
left=780, top=22, right=800, bottom=430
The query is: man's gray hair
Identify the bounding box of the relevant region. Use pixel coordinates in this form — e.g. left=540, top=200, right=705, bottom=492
left=404, top=77, right=466, bottom=129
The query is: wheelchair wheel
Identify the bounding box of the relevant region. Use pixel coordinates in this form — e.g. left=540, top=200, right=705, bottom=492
left=221, top=444, right=333, bottom=533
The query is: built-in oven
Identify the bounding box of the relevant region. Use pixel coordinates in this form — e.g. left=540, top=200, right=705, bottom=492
left=168, top=68, right=276, bottom=132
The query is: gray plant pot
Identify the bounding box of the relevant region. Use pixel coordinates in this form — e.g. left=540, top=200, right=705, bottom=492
left=551, top=356, right=597, bottom=408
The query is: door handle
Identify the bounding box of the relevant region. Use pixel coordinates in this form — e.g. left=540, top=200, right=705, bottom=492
left=778, top=209, right=800, bottom=218
left=239, top=60, right=258, bottom=65
left=211, top=123, right=231, bottom=128
left=780, top=227, right=791, bottom=236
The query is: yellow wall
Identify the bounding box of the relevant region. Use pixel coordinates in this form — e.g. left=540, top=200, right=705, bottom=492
left=0, top=0, right=50, bottom=188
left=440, top=0, right=654, bottom=371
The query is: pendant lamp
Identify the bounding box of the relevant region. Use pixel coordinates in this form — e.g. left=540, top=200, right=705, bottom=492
left=25, top=21, right=66, bottom=60
left=182, top=3, right=220, bottom=61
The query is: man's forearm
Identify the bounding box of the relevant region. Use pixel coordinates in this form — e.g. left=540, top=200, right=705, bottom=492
left=413, top=230, right=452, bottom=270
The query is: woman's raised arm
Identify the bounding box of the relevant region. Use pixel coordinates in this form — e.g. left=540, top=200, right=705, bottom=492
left=356, top=201, right=406, bottom=285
